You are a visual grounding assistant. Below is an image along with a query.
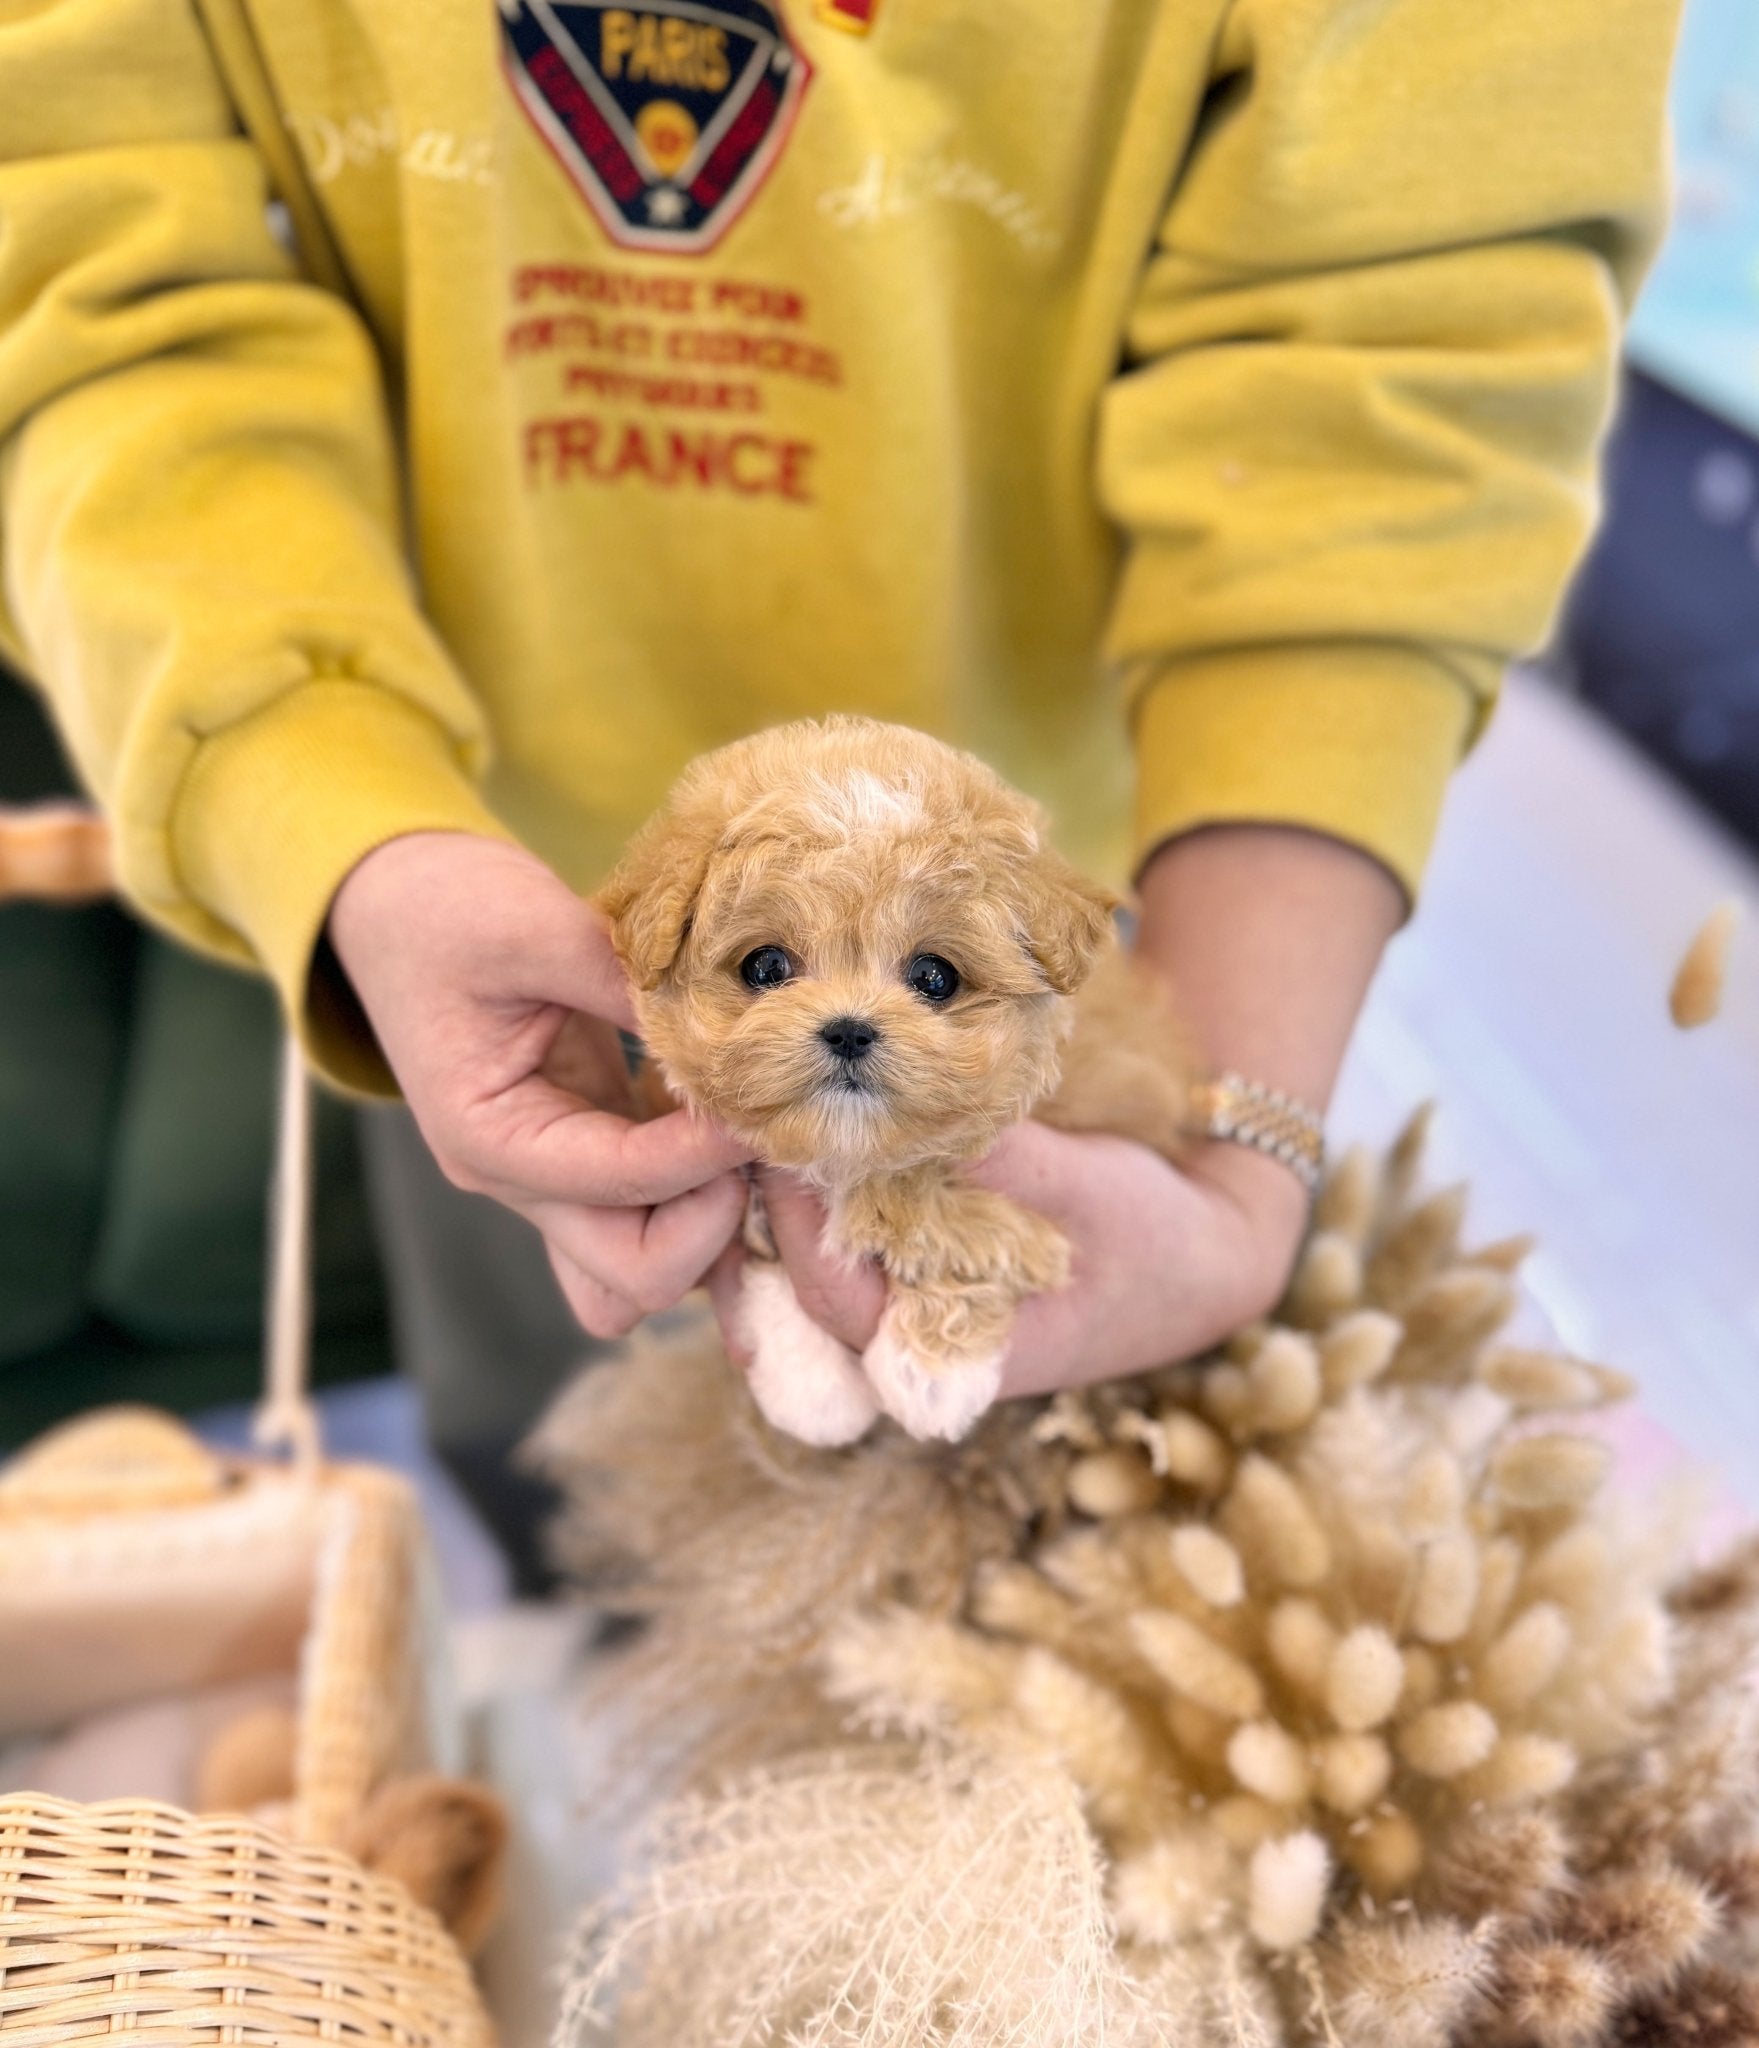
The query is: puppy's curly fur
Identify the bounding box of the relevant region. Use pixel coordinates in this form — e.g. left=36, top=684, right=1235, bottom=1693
left=598, top=718, right=1192, bottom=1443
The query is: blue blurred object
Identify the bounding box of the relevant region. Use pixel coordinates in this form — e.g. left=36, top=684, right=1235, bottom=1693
left=1560, top=369, right=1759, bottom=847
left=1625, top=0, right=1759, bottom=435
left=1558, top=0, right=1759, bottom=849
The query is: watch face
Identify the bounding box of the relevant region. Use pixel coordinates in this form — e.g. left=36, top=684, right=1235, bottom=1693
left=500, top=0, right=812, bottom=254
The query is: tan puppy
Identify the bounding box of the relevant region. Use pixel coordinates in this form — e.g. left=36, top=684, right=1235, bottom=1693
left=598, top=718, right=1191, bottom=1444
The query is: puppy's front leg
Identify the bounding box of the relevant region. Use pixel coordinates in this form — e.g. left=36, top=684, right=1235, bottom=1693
left=734, top=1256, right=881, bottom=1447
left=842, top=1174, right=1070, bottom=1443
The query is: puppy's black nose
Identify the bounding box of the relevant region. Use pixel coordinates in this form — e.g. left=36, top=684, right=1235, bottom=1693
left=820, top=1016, right=878, bottom=1062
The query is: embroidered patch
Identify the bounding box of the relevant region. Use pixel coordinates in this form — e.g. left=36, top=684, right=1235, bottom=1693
left=815, top=0, right=877, bottom=31
left=499, top=0, right=812, bottom=254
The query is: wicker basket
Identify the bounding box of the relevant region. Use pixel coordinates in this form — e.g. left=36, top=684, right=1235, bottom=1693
left=0, top=804, right=496, bottom=2045
left=0, top=1796, right=492, bottom=2045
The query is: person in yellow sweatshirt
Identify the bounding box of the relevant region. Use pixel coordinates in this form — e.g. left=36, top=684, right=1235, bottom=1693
left=0, top=0, right=1678, bottom=1481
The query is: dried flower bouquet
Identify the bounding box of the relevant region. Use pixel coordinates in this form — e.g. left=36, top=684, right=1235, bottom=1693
left=536, top=1108, right=1759, bottom=2048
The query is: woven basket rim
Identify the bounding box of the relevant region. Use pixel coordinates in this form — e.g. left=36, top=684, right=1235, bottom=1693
left=0, top=1791, right=495, bottom=2045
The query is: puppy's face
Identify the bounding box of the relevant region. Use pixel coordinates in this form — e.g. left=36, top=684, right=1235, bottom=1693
left=599, top=721, right=1114, bottom=1178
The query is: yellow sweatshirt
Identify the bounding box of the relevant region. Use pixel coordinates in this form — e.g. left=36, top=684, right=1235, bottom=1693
left=0, top=0, right=1676, bottom=1087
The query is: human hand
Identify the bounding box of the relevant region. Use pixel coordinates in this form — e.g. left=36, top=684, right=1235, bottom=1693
left=704, top=1121, right=1308, bottom=1399
left=328, top=831, right=750, bottom=1337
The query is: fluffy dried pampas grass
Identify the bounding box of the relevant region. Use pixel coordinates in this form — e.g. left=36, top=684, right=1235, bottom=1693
left=536, top=1109, right=1759, bottom=2047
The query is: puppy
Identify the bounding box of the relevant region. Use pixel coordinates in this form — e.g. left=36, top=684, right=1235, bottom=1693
left=597, top=717, right=1192, bottom=1444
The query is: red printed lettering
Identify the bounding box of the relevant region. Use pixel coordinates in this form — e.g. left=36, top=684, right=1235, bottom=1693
left=524, top=414, right=814, bottom=502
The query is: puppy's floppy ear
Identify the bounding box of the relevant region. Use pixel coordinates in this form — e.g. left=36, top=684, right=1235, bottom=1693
left=596, top=800, right=720, bottom=992
left=1016, top=852, right=1118, bottom=995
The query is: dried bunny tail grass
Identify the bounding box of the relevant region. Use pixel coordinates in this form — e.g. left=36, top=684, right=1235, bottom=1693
left=1578, top=1717, right=1759, bottom=1881
left=557, top=1741, right=1178, bottom=2048
left=1283, top=1231, right=1364, bottom=1331
left=1366, top=1184, right=1469, bottom=1313
left=1493, top=1434, right=1613, bottom=1511
left=1398, top=1701, right=1500, bottom=1779
left=1380, top=1101, right=1438, bottom=1225
left=1345, top=1810, right=1427, bottom=1897
left=1313, top=1732, right=1392, bottom=1816
left=1066, top=1446, right=1164, bottom=1517
left=970, top=1559, right=1083, bottom=1650
left=1562, top=1538, right=1759, bottom=1866
left=1610, top=1964, right=1759, bottom=2047
left=1669, top=899, right=1740, bottom=1031
left=1411, top=1530, right=1482, bottom=1644
left=1154, top=1410, right=1236, bottom=1494
left=1390, top=1268, right=1520, bottom=1382
left=822, top=1608, right=1018, bottom=1735
left=1319, top=1913, right=1497, bottom=2048
left=1466, top=1534, right=1527, bottom=1649
left=1227, top=1721, right=1313, bottom=1808
left=1037, top=1525, right=1154, bottom=1617
left=1111, top=1826, right=1244, bottom=1946
left=1478, top=1349, right=1620, bottom=1413
left=1031, top=1389, right=1105, bottom=1452
left=1222, top=1457, right=1331, bottom=1590
left=1171, top=1525, right=1248, bottom=1610
left=1203, top=1363, right=1256, bottom=1437
left=1549, top=1864, right=1722, bottom=1996
left=1132, top=1610, right=1265, bottom=1722
left=1469, top=1233, right=1539, bottom=1274
left=1667, top=1535, right=1759, bottom=1700
left=1460, top=1731, right=1579, bottom=1807
left=1489, top=1938, right=1618, bottom=2048
left=1313, top=1142, right=1380, bottom=1247
left=1325, top=1625, right=1404, bottom=1733
left=1246, top=1831, right=1331, bottom=1950
left=1243, top=1333, right=1324, bottom=1436
left=1478, top=1602, right=1574, bottom=1713
left=1319, top=1311, right=1403, bottom=1396
left=1700, top=1845, right=1759, bottom=1928
left=1400, top=1450, right=1467, bottom=1541
left=1422, top=1809, right=1571, bottom=1921
left=1010, top=1648, right=1184, bottom=1836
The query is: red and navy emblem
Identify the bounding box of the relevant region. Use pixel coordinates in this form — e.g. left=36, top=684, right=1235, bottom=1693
left=499, top=0, right=812, bottom=253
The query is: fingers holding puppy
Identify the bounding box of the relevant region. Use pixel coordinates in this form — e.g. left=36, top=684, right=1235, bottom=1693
left=705, top=1240, right=755, bottom=1364
left=533, top=1169, right=749, bottom=1336
left=758, top=1169, right=887, bottom=1353
left=439, top=1084, right=750, bottom=1210
left=546, top=1246, right=644, bottom=1340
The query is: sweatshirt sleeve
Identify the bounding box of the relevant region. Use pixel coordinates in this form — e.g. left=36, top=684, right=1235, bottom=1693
left=0, top=0, right=510, bottom=1089
left=1102, top=0, right=1680, bottom=902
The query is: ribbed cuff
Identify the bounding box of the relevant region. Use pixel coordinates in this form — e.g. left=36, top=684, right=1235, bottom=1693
left=1130, top=644, right=1486, bottom=908
left=171, top=677, right=515, bottom=1092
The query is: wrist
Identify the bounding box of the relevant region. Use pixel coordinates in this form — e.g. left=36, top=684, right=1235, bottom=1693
left=1180, top=1137, right=1311, bottom=1315
left=1183, top=1133, right=1311, bottom=1232
left=328, top=828, right=500, bottom=973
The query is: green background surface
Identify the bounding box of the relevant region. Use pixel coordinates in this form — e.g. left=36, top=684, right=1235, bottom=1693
left=0, top=674, right=388, bottom=1449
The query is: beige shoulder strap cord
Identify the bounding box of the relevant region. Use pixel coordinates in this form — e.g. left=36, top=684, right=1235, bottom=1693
left=255, top=1028, right=322, bottom=1470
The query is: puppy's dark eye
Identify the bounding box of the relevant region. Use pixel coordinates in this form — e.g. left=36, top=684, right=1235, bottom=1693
left=740, top=945, right=795, bottom=990
left=906, top=953, right=960, bottom=1003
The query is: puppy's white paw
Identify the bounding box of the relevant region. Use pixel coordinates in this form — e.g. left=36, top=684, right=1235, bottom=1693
left=736, top=1261, right=880, bottom=1447
left=863, top=1322, right=1004, bottom=1443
